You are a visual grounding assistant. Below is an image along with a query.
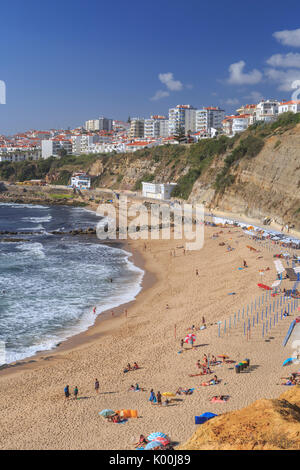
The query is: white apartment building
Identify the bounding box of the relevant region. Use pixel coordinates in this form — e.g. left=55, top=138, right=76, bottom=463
left=255, top=100, right=280, bottom=122
left=278, top=100, right=300, bottom=114
left=129, top=118, right=145, bottom=138
left=142, top=182, right=177, bottom=200
left=144, top=115, right=169, bottom=138
left=168, top=105, right=197, bottom=135
left=232, top=115, right=250, bottom=135
left=71, top=135, right=100, bottom=155
left=42, top=139, right=72, bottom=159
left=195, top=107, right=225, bottom=133
left=85, top=117, right=113, bottom=132
left=0, top=150, right=41, bottom=163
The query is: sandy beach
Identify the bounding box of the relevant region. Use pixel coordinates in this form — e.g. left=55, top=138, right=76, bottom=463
left=0, top=217, right=299, bottom=450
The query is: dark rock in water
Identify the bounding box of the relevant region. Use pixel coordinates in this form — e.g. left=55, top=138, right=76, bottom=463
left=1, top=238, right=29, bottom=243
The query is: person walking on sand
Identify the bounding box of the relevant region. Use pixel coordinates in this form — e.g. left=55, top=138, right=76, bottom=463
left=157, top=391, right=162, bottom=406
left=180, top=339, right=184, bottom=350
left=95, top=379, right=99, bottom=394
left=196, top=269, right=199, bottom=276
left=74, top=386, right=79, bottom=400
left=64, top=385, right=70, bottom=400
left=149, top=389, right=156, bottom=404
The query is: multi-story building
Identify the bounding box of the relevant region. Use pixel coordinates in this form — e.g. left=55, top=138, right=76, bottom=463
left=0, top=150, right=41, bottom=163
left=278, top=100, right=300, bottom=114
left=254, top=100, right=280, bottom=123
left=195, top=107, right=225, bottom=133
left=42, top=139, right=72, bottom=159
left=129, top=118, right=145, bottom=139
left=85, top=117, right=113, bottom=132
left=144, top=115, right=169, bottom=138
left=222, top=114, right=250, bottom=136
left=232, top=114, right=251, bottom=135
left=168, top=105, right=197, bottom=135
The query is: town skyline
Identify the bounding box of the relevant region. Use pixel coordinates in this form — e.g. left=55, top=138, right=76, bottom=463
left=1, top=1, right=300, bottom=133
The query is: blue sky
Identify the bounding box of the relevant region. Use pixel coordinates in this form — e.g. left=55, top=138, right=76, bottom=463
left=1, top=0, right=300, bottom=133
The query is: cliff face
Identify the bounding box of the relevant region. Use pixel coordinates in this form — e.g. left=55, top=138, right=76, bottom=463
left=179, top=388, right=300, bottom=450
left=191, top=125, right=300, bottom=227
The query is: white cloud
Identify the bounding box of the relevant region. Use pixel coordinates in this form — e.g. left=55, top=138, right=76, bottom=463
left=266, top=52, right=300, bottom=68
left=158, top=72, right=183, bottom=91
left=150, top=90, right=170, bottom=101
left=273, top=28, right=300, bottom=47
left=224, top=98, right=239, bottom=105
left=245, top=91, right=264, bottom=103
left=265, top=68, right=300, bottom=91
left=227, top=60, right=262, bottom=85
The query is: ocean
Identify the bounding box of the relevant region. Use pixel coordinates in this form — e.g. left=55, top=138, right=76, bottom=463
left=0, top=203, right=143, bottom=364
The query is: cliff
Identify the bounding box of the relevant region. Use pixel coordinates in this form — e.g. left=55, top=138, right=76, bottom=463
left=179, top=387, right=300, bottom=450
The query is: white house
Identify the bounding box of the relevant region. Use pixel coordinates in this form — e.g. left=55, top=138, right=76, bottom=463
left=255, top=100, right=280, bottom=122
left=278, top=100, right=300, bottom=114
left=142, top=182, right=177, bottom=200
left=70, top=172, right=91, bottom=189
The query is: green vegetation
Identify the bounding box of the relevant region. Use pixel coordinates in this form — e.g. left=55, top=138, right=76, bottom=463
left=214, top=134, right=264, bottom=193
left=49, top=193, right=74, bottom=200
left=172, top=135, right=235, bottom=199
left=134, top=172, right=155, bottom=191
left=274, top=139, right=281, bottom=149
left=172, top=168, right=201, bottom=199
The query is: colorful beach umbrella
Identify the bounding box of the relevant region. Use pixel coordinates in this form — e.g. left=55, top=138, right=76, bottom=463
left=155, top=436, right=170, bottom=446
left=184, top=333, right=196, bottom=344
left=145, top=440, right=164, bottom=450
left=99, top=409, right=115, bottom=417
left=147, top=432, right=168, bottom=441
left=162, top=392, right=175, bottom=397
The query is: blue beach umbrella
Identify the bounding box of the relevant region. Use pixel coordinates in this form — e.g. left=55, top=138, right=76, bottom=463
left=99, top=409, right=115, bottom=417
left=145, top=441, right=164, bottom=450
left=147, top=432, right=168, bottom=441
left=282, top=358, right=296, bottom=367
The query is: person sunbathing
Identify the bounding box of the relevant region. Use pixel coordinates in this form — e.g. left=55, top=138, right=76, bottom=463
left=176, top=387, right=183, bottom=395
left=133, top=362, right=139, bottom=370
left=134, top=435, right=148, bottom=448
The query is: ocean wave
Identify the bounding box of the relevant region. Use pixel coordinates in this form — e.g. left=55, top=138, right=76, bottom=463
left=17, top=242, right=46, bottom=258
left=21, top=216, right=52, bottom=223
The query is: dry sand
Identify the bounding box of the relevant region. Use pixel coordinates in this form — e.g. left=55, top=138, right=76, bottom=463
left=0, top=222, right=299, bottom=450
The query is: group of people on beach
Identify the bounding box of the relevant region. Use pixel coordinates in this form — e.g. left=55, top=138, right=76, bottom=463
left=64, top=379, right=100, bottom=400
left=123, top=362, right=139, bottom=373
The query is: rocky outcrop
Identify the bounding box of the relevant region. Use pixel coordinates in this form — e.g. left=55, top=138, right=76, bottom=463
left=179, top=388, right=300, bottom=450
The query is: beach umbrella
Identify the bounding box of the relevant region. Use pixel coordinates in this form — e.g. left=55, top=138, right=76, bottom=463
left=147, top=432, right=168, bottom=441
left=155, top=436, right=170, bottom=446
left=162, top=392, right=176, bottom=397
left=99, top=409, right=115, bottom=418
left=282, top=358, right=297, bottom=367
left=184, top=333, right=196, bottom=344
left=145, top=441, right=164, bottom=450
left=217, top=354, right=229, bottom=359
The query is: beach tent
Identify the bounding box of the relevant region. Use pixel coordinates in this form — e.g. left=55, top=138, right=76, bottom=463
left=283, top=317, right=300, bottom=347
left=115, top=409, right=138, bottom=418
left=195, top=412, right=217, bottom=425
